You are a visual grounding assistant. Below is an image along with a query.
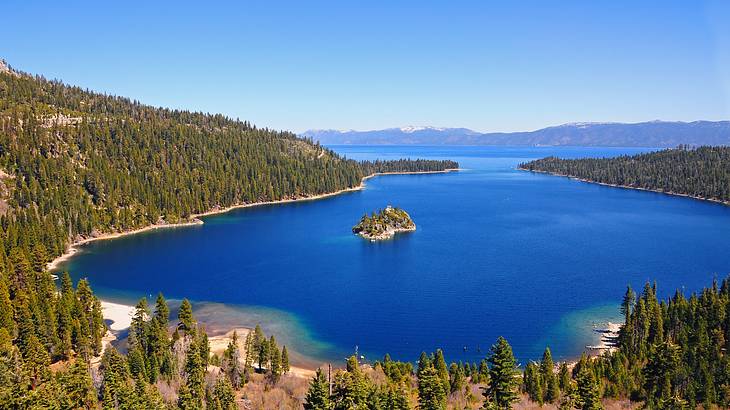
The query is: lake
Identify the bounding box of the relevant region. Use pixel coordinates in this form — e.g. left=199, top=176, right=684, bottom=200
left=56, top=145, right=730, bottom=366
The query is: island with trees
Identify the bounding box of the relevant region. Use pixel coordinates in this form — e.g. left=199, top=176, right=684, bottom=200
left=519, top=145, right=730, bottom=205
left=352, top=206, right=416, bottom=240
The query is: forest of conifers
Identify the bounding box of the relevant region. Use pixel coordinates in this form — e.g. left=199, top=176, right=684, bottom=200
left=2, top=66, right=730, bottom=408
left=520, top=146, right=730, bottom=203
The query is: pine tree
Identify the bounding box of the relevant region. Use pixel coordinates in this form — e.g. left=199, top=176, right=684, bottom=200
left=100, top=346, right=130, bottom=406
left=281, top=345, right=290, bottom=374
left=0, top=279, right=14, bottom=334
left=243, top=330, right=255, bottom=373
left=23, top=334, right=49, bottom=389
left=417, top=351, right=431, bottom=376
left=179, top=338, right=205, bottom=409
left=211, top=376, right=236, bottom=410
left=154, top=292, right=169, bottom=326
left=483, top=337, right=519, bottom=409
left=223, top=330, right=243, bottom=388
left=269, top=335, right=282, bottom=382
left=643, top=340, right=680, bottom=406
left=477, top=358, right=489, bottom=385
left=575, top=366, right=602, bottom=410
left=254, top=325, right=268, bottom=370
left=58, top=359, right=97, bottom=408
left=449, top=362, right=465, bottom=394
left=523, top=362, right=543, bottom=405
left=558, top=362, right=571, bottom=392
left=433, top=349, right=450, bottom=396
left=129, top=297, right=149, bottom=351
left=540, top=347, right=560, bottom=403
left=304, top=368, right=332, bottom=410
left=177, top=299, right=195, bottom=334
left=385, top=384, right=411, bottom=410
left=418, top=363, right=446, bottom=410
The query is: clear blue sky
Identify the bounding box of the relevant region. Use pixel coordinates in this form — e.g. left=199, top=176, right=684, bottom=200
left=2, top=1, right=729, bottom=133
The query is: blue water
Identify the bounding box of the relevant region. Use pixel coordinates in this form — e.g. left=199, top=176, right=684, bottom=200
left=58, top=146, right=730, bottom=365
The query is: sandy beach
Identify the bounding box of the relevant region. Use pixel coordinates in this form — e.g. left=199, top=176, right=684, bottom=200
left=208, top=328, right=316, bottom=378
left=101, top=300, right=136, bottom=331
left=47, top=168, right=460, bottom=272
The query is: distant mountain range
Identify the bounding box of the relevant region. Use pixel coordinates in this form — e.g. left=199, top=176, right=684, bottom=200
left=302, top=121, right=730, bottom=147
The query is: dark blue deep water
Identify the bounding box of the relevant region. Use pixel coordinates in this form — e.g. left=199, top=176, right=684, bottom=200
left=57, top=146, right=730, bottom=365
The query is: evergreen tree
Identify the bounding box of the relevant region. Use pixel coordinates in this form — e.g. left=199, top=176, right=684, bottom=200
left=0, top=279, right=14, bottom=335
left=558, top=362, right=571, bottom=392
left=58, top=359, right=97, bottom=408
left=523, top=362, right=543, bottom=405
left=281, top=345, right=290, bottom=374
left=384, top=384, right=411, bottom=410
left=154, top=292, right=169, bottom=326
left=269, top=335, right=282, bottom=382
left=23, top=334, right=50, bottom=389
left=449, top=362, right=465, bottom=394
left=575, top=366, right=602, bottom=410
left=223, top=330, right=243, bottom=388
left=540, top=347, right=560, bottom=403
left=211, top=376, right=236, bottom=410
left=483, top=337, right=519, bottom=409
left=179, top=338, right=205, bottom=409
left=254, top=324, right=268, bottom=370
left=177, top=299, right=195, bottom=334
left=243, top=330, right=255, bottom=374
left=304, top=368, right=332, bottom=410
left=417, top=363, right=446, bottom=410
left=433, top=349, right=450, bottom=396
left=643, top=341, right=681, bottom=407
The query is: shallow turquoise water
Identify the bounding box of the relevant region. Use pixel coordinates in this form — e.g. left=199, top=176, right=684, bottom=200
left=58, top=146, right=730, bottom=365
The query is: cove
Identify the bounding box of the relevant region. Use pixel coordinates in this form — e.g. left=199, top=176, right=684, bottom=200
left=55, top=146, right=730, bottom=365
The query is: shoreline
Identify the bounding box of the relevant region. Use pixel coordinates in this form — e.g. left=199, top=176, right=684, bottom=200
left=48, top=168, right=460, bottom=272
left=519, top=167, right=730, bottom=207
left=95, top=296, right=622, bottom=373
left=208, top=328, right=316, bottom=378
left=96, top=299, right=321, bottom=376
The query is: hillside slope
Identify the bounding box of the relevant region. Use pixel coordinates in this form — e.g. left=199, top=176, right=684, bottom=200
left=0, top=61, right=454, bottom=259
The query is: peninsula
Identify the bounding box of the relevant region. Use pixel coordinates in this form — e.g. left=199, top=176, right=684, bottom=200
left=352, top=206, right=416, bottom=240
left=519, top=146, right=730, bottom=206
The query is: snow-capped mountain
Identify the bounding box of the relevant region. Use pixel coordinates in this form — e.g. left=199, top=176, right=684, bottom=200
left=302, top=121, right=730, bottom=147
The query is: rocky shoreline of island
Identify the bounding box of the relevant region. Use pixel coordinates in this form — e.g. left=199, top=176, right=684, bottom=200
left=352, top=205, right=417, bottom=241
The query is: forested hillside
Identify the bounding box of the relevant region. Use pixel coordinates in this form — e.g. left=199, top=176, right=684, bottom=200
left=520, top=146, right=730, bottom=204
left=0, top=62, right=456, bottom=262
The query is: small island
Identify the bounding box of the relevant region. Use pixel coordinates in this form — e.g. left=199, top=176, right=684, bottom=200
left=352, top=205, right=416, bottom=241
